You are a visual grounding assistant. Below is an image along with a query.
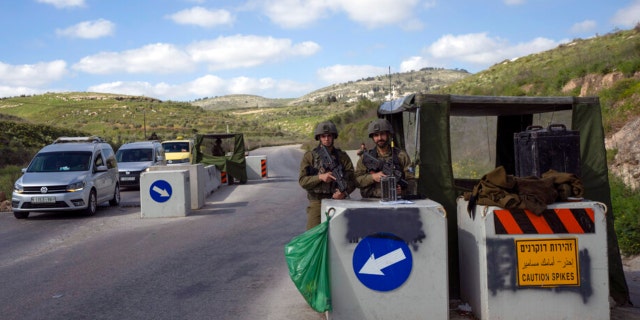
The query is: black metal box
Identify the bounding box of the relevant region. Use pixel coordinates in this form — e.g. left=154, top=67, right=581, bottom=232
left=514, top=124, right=581, bottom=177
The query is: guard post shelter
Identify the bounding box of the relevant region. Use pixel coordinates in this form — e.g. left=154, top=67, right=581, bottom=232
left=378, top=94, right=628, bottom=305
left=194, top=133, right=247, bottom=184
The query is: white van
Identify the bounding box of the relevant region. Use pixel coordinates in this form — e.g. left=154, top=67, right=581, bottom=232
left=12, top=136, right=120, bottom=219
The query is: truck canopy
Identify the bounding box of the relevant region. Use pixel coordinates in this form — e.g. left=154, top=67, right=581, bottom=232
left=379, top=93, right=628, bottom=304
left=193, top=133, right=247, bottom=184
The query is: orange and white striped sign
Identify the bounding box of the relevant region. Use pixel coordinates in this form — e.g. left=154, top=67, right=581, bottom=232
left=494, top=208, right=595, bottom=234
left=260, top=159, right=267, bottom=178
left=221, top=171, right=227, bottom=184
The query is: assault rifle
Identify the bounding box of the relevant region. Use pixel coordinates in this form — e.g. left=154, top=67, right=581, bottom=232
left=362, top=150, right=408, bottom=189
left=319, top=145, right=348, bottom=193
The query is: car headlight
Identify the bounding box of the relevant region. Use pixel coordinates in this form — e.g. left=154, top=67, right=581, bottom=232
left=14, top=182, right=24, bottom=194
left=67, top=181, right=85, bottom=192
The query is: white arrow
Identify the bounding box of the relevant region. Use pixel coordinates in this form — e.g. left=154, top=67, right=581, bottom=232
left=358, top=248, right=406, bottom=275
left=152, top=185, right=170, bottom=197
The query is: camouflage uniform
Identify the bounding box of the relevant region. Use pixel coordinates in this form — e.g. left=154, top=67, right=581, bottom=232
left=355, top=147, right=414, bottom=198
left=299, top=145, right=355, bottom=229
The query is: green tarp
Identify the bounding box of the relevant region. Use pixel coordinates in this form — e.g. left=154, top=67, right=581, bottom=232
left=379, top=94, right=629, bottom=304
left=193, top=133, right=247, bottom=184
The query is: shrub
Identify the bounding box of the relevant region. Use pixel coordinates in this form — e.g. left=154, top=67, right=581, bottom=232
left=611, top=175, right=640, bottom=255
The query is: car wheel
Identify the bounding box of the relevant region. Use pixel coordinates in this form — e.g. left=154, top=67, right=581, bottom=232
left=13, top=211, right=29, bottom=219
left=83, top=190, right=97, bottom=216
left=109, top=184, right=121, bottom=206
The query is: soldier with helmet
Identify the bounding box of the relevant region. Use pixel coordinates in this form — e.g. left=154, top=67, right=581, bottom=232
left=355, top=118, right=414, bottom=198
left=299, top=121, right=356, bottom=230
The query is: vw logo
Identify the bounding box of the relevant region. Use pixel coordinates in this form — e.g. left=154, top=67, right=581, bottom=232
left=126, top=171, right=131, bottom=175
left=40, top=187, right=48, bottom=194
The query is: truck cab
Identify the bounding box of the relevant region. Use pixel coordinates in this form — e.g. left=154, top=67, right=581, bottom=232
left=161, top=139, right=193, bottom=165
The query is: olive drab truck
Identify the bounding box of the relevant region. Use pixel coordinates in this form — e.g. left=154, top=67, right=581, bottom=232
left=378, top=93, right=629, bottom=314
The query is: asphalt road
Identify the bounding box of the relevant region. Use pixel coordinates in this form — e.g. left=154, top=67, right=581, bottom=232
left=0, top=145, right=321, bottom=320
left=1, top=144, right=639, bottom=320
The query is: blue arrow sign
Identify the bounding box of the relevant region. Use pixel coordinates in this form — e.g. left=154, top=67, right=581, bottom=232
left=352, top=233, right=413, bottom=292
left=149, top=179, right=172, bottom=203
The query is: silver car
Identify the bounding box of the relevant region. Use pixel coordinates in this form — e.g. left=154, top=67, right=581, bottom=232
left=115, top=140, right=166, bottom=188
left=12, top=136, right=120, bottom=219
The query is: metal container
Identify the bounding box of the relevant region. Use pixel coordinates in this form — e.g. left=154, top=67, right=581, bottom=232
left=514, top=124, right=581, bottom=177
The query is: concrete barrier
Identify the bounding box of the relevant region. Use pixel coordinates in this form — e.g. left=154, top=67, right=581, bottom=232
left=148, top=164, right=206, bottom=209
left=246, top=155, right=267, bottom=180
left=321, top=198, right=449, bottom=319
left=457, top=197, right=610, bottom=320
left=140, top=170, right=190, bottom=218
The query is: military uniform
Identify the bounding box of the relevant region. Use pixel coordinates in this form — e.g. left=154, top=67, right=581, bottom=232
left=355, top=147, right=414, bottom=198
left=299, top=145, right=355, bottom=229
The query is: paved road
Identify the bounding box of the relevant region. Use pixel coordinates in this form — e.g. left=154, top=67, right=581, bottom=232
left=0, top=145, right=321, bottom=320
left=1, top=144, right=639, bottom=319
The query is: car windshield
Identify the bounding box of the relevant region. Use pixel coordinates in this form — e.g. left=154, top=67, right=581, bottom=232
left=163, top=142, right=189, bottom=153
left=27, top=151, right=92, bottom=172
left=116, top=148, right=153, bottom=162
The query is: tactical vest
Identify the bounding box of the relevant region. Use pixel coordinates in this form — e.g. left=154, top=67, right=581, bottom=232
left=309, top=146, right=342, bottom=195
left=361, top=147, right=405, bottom=198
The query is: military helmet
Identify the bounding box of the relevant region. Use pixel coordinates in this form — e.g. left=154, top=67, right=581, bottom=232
left=314, top=121, right=339, bottom=140
left=367, top=118, right=393, bottom=137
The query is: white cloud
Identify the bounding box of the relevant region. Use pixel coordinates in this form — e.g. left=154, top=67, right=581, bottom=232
left=261, top=0, right=424, bottom=29
left=73, top=43, right=194, bottom=74
left=611, top=0, right=640, bottom=27
left=426, top=33, right=559, bottom=68
left=399, top=56, right=430, bottom=72
left=56, top=19, right=115, bottom=39
left=317, top=64, right=388, bottom=84
left=340, top=0, right=421, bottom=28
left=570, top=20, right=597, bottom=34
left=261, top=0, right=334, bottom=28
left=0, top=85, right=44, bottom=98
left=401, top=33, right=563, bottom=72
left=37, top=0, right=84, bottom=8
left=167, top=7, right=235, bottom=28
left=187, top=35, right=320, bottom=70
left=0, top=60, right=67, bottom=87
left=87, top=75, right=313, bottom=100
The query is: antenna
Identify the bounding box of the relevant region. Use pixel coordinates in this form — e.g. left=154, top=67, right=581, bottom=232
left=388, top=66, right=392, bottom=102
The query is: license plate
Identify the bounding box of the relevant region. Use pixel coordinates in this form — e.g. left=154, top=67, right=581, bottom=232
left=31, top=196, right=56, bottom=204
left=121, top=177, right=136, bottom=181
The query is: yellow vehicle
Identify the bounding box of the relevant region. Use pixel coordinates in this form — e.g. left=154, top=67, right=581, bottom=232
left=161, top=139, right=193, bottom=165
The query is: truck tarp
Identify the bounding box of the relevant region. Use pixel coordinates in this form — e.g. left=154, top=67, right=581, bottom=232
left=379, top=93, right=629, bottom=305
left=193, top=133, right=247, bottom=184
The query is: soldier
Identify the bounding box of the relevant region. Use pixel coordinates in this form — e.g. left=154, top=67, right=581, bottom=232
left=299, top=121, right=356, bottom=230
left=355, top=118, right=414, bottom=199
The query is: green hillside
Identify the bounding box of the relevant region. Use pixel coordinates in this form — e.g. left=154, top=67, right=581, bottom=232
left=438, top=27, right=640, bottom=133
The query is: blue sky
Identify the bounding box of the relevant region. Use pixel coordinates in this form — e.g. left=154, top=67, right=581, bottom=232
left=1, top=0, right=638, bottom=101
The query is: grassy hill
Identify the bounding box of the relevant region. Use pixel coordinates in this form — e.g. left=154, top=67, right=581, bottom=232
left=1, top=28, right=639, bottom=247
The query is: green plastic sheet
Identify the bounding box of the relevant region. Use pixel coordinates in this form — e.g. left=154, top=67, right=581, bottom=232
left=284, top=220, right=331, bottom=313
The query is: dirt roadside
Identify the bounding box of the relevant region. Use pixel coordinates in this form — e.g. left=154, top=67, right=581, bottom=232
left=615, top=255, right=640, bottom=319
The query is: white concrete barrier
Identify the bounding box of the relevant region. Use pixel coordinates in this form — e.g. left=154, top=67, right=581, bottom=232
left=458, top=198, right=610, bottom=320
left=246, top=155, right=267, bottom=180
left=148, top=164, right=205, bottom=209
left=203, top=165, right=221, bottom=194
left=140, top=170, right=190, bottom=218
left=321, top=199, right=449, bottom=319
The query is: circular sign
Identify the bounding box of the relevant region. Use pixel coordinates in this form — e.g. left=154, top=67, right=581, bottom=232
left=352, top=233, right=413, bottom=292
left=149, top=179, right=172, bottom=203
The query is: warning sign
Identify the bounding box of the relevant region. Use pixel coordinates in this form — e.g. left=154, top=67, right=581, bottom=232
left=515, top=238, right=579, bottom=287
